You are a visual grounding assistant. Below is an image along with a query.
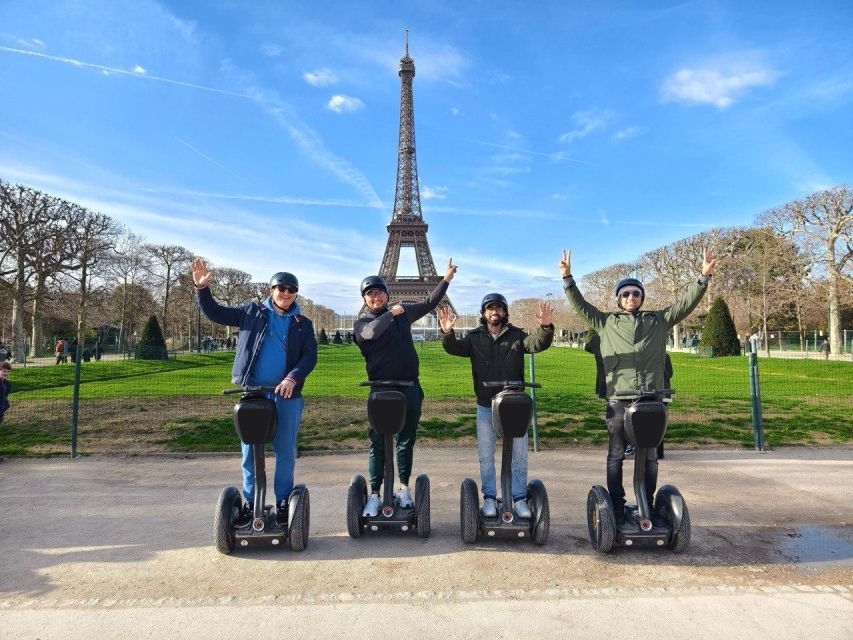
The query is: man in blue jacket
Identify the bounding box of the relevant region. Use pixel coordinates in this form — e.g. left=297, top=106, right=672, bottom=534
left=192, top=257, right=317, bottom=527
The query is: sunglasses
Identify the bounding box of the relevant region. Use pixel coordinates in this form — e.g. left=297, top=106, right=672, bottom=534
left=275, top=285, right=298, bottom=294
left=619, top=290, right=642, bottom=299
left=364, top=289, right=387, bottom=298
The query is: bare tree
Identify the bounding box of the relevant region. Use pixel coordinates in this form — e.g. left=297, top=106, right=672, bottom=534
left=26, top=197, right=90, bottom=357
left=108, top=230, right=151, bottom=351
left=760, top=186, right=853, bottom=354
left=144, top=244, right=191, bottom=343
left=65, top=209, right=119, bottom=356
left=211, top=267, right=254, bottom=338
left=0, top=182, right=57, bottom=362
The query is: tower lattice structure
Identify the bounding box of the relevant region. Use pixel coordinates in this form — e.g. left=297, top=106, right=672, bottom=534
left=372, top=32, right=456, bottom=317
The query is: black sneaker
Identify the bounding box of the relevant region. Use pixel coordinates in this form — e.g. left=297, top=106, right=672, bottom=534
left=235, top=501, right=252, bottom=528
left=276, top=499, right=288, bottom=526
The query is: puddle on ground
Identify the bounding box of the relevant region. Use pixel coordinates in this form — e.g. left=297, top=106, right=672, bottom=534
left=780, top=526, right=853, bottom=571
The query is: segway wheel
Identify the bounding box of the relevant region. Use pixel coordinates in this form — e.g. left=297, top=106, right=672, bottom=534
left=415, top=474, right=431, bottom=539
left=587, top=485, right=616, bottom=553
left=346, top=474, right=367, bottom=539
left=460, top=478, right=479, bottom=544
left=288, top=485, right=310, bottom=552
left=654, top=486, right=691, bottom=553
left=214, top=485, right=241, bottom=555
left=527, top=480, right=550, bottom=546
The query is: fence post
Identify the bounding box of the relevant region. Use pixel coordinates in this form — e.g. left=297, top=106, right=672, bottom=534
left=748, top=352, right=765, bottom=451
left=70, top=342, right=82, bottom=459
left=528, top=352, right=539, bottom=453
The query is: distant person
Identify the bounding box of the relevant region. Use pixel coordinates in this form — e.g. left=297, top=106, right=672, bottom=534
left=820, top=339, right=830, bottom=360
left=192, top=257, right=318, bottom=527
left=55, top=339, right=66, bottom=364
left=559, top=247, right=717, bottom=522
left=94, top=342, right=102, bottom=361
left=438, top=293, right=554, bottom=518
left=0, top=362, right=11, bottom=425
left=69, top=339, right=79, bottom=363
left=353, top=259, right=457, bottom=518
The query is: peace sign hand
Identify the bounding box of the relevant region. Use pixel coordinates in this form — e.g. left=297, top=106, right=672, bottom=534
left=701, top=247, right=718, bottom=277
left=559, top=249, right=572, bottom=278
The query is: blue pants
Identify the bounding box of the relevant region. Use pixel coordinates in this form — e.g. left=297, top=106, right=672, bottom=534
left=241, top=395, right=303, bottom=504
left=476, top=405, right=528, bottom=502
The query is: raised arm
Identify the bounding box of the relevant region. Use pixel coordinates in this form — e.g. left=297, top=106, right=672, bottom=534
left=439, top=306, right=472, bottom=357
left=559, top=249, right=608, bottom=330
left=523, top=301, right=555, bottom=353
left=404, top=258, right=456, bottom=323
left=192, top=257, right=245, bottom=327
left=663, top=247, right=717, bottom=326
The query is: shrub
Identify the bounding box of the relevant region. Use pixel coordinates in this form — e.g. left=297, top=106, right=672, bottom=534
left=136, top=315, right=168, bottom=360
left=701, top=297, right=741, bottom=357
left=318, top=328, right=328, bottom=345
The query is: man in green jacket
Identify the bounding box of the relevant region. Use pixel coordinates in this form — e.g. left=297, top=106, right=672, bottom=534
left=438, top=294, right=554, bottom=518
left=559, top=248, right=718, bottom=522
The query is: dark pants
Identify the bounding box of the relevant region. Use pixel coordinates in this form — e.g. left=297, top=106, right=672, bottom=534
left=606, top=400, right=658, bottom=510
left=368, top=383, right=424, bottom=492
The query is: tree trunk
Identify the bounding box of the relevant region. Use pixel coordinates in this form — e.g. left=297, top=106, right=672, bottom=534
left=11, top=247, right=27, bottom=364
left=672, top=323, right=681, bottom=350
left=29, top=276, right=45, bottom=358
left=824, top=235, right=843, bottom=356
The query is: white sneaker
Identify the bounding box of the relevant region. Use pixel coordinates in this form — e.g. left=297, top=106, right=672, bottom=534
left=482, top=497, right=497, bottom=517
left=513, top=498, right=532, bottom=518
left=395, top=486, right=414, bottom=508
left=362, top=494, right=380, bottom=517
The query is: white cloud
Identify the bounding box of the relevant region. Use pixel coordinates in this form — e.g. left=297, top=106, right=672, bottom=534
left=661, top=66, right=778, bottom=108
left=559, top=108, right=614, bottom=143
left=450, top=107, right=461, bottom=116
left=132, top=64, right=146, bottom=74
left=611, top=126, right=642, bottom=141
left=304, top=68, right=337, bottom=86
left=421, top=185, right=448, bottom=200
left=261, top=43, right=283, bottom=57
left=327, top=94, right=364, bottom=113
left=551, top=193, right=568, bottom=201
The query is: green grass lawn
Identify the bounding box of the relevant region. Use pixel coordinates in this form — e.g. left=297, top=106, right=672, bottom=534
left=1, top=343, right=850, bottom=455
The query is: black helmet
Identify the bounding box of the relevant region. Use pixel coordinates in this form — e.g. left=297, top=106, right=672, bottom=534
left=615, top=277, right=644, bottom=299
left=480, top=292, right=508, bottom=313
left=269, top=272, right=299, bottom=290
left=360, top=275, right=388, bottom=297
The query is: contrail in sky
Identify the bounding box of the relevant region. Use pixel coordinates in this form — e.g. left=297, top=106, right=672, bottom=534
left=0, top=46, right=253, bottom=99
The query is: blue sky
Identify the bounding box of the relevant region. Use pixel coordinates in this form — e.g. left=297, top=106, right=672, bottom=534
left=1, top=1, right=852, bottom=313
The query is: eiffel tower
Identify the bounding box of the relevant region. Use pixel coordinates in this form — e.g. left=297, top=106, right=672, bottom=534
left=373, top=31, right=456, bottom=317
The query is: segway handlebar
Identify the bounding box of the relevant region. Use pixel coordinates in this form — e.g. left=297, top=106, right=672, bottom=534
left=223, top=385, right=279, bottom=395
left=613, top=388, right=675, bottom=401
left=359, top=380, right=415, bottom=388
left=481, top=380, right=542, bottom=389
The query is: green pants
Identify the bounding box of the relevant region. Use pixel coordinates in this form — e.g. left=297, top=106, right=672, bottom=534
left=368, top=382, right=424, bottom=491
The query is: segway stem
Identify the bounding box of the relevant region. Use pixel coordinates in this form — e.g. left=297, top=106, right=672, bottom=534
left=633, top=446, right=651, bottom=525
left=500, top=436, right=514, bottom=517
left=253, top=442, right=266, bottom=519
left=383, top=433, right=395, bottom=508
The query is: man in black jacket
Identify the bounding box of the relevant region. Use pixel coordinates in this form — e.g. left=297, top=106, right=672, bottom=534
left=438, top=294, right=554, bottom=518
left=353, top=259, right=457, bottom=517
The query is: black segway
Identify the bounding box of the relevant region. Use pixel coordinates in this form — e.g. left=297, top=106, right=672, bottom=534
left=587, top=388, right=690, bottom=553
left=346, top=380, right=430, bottom=538
left=214, top=387, right=310, bottom=554
left=460, top=381, right=549, bottom=545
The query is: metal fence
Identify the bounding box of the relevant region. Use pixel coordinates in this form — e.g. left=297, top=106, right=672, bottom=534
left=1, top=342, right=850, bottom=457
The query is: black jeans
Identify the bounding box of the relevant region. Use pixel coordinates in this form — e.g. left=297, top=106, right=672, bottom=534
left=368, top=383, right=424, bottom=492
left=605, top=400, right=658, bottom=509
